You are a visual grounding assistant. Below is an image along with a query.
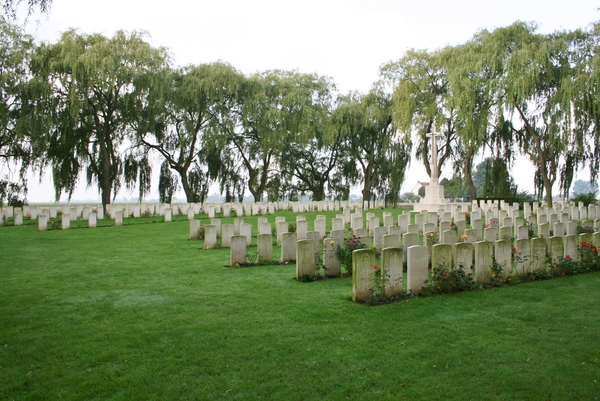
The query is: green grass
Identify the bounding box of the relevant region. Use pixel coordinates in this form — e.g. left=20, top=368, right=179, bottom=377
left=1, top=210, right=599, bottom=400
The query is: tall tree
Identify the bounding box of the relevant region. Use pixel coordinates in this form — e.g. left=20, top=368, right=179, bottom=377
left=330, top=90, right=411, bottom=204
left=570, top=22, right=600, bottom=188
left=381, top=48, right=457, bottom=186
left=33, top=29, right=168, bottom=210
left=477, top=22, right=587, bottom=205
left=137, top=62, right=243, bottom=203
left=0, top=18, right=43, bottom=205
left=275, top=128, right=343, bottom=201
left=222, top=70, right=332, bottom=202
left=274, top=76, right=337, bottom=201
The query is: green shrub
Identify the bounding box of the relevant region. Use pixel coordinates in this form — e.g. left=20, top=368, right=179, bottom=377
left=571, top=192, right=598, bottom=206
left=426, top=264, right=477, bottom=294
left=335, top=231, right=367, bottom=275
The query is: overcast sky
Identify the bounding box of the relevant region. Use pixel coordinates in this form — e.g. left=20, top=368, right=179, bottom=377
left=20, top=0, right=600, bottom=202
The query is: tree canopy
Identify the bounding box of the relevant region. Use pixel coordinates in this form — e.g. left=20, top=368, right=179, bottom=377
left=33, top=29, right=168, bottom=210
left=3, top=18, right=600, bottom=205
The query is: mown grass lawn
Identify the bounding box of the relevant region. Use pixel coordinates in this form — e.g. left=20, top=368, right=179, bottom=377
left=1, top=210, right=599, bottom=400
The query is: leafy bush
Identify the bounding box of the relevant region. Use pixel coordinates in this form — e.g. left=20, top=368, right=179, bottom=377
left=579, top=241, right=600, bottom=272
left=571, top=192, right=598, bottom=206
left=549, top=255, right=581, bottom=276
left=426, top=264, right=477, bottom=294
left=335, top=231, right=367, bottom=275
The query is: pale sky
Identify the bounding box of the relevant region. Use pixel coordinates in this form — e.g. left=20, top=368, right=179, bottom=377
left=19, top=0, right=600, bottom=202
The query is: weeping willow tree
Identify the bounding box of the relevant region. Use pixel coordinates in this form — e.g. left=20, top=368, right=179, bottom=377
left=471, top=22, right=590, bottom=205
left=33, top=29, right=169, bottom=211
left=220, top=70, right=333, bottom=202
left=136, top=62, right=243, bottom=203
left=0, top=18, right=43, bottom=205
left=380, top=48, right=457, bottom=186
left=330, top=89, right=411, bottom=204
left=570, top=22, right=600, bottom=188
left=273, top=75, right=336, bottom=202
left=444, top=37, right=517, bottom=201
left=1, top=0, right=52, bottom=21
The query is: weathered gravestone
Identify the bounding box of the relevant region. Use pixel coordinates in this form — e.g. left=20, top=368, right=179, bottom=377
left=398, top=214, right=409, bottom=234
left=323, top=238, right=341, bottom=277
left=440, top=230, right=457, bottom=245
left=38, top=214, right=48, bottom=231
left=352, top=249, right=376, bottom=301
left=276, top=221, right=288, bottom=245
left=517, top=225, right=529, bottom=240
left=115, top=210, right=123, bottom=227
left=332, top=217, right=344, bottom=231
left=373, top=226, right=386, bottom=251
left=230, top=235, right=247, bottom=266
left=314, top=219, right=326, bottom=240
left=14, top=208, right=23, bottom=226
left=494, top=239, right=512, bottom=277
left=354, top=228, right=370, bottom=246
left=439, top=221, right=451, bottom=234
left=548, top=236, right=564, bottom=266
left=280, top=232, right=297, bottom=263
left=514, top=238, right=531, bottom=276
left=240, top=223, right=252, bottom=246
left=454, top=242, right=473, bottom=275
left=474, top=241, right=494, bottom=283
left=210, top=218, right=222, bottom=237
left=472, top=219, right=483, bottom=241
left=484, top=227, right=497, bottom=242
left=221, top=224, right=234, bottom=248
left=296, top=240, right=316, bottom=280
left=381, top=247, right=403, bottom=297
left=88, top=212, right=97, bottom=228
left=499, top=226, right=512, bottom=241
left=259, top=222, right=271, bottom=236
left=406, top=245, right=429, bottom=293
left=530, top=237, right=547, bottom=271
left=330, top=229, right=345, bottom=241
left=257, top=234, right=273, bottom=263
left=190, top=219, right=201, bottom=240
left=383, top=234, right=400, bottom=249
left=538, top=223, right=550, bottom=239
left=431, top=244, right=452, bottom=269
left=204, top=225, right=217, bottom=249
left=402, top=233, right=419, bottom=258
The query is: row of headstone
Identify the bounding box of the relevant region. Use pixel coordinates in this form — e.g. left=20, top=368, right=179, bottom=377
left=351, top=230, right=600, bottom=302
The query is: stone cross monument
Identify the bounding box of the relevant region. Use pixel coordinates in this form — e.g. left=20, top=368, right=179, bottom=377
left=427, top=129, right=440, bottom=186
left=414, top=126, right=446, bottom=211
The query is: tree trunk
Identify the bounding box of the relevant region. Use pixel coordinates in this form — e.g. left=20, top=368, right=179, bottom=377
left=312, top=183, right=325, bottom=202
left=542, top=173, right=554, bottom=206
left=177, top=169, right=195, bottom=203
left=464, top=144, right=477, bottom=200
left=99, top=134, right=112, bottom=213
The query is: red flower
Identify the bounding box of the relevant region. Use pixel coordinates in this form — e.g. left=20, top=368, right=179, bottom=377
left=374, top=265, right=379, bottom=269
left=581, top=241, right=588, bottom=246
left=511, top=247, right=516, bottom=252
left=565, top=255, right=571, bottom=259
